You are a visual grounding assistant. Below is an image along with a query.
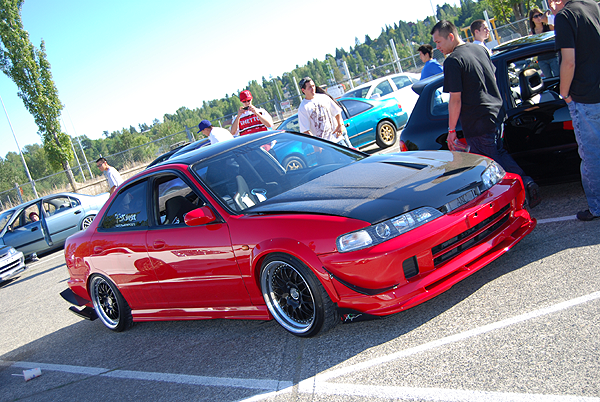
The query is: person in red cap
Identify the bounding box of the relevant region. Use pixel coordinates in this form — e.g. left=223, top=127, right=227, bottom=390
left=230, top=90, right=274, bottom=136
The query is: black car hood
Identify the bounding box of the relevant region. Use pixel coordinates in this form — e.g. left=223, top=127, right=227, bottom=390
left=250, top=151, right=492, bottom=224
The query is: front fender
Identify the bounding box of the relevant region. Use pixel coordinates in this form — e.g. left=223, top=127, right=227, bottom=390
left=249, top=237, right=340, bottom=303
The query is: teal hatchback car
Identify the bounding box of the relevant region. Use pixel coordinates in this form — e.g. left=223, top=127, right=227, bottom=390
left=278, top=97, right=408, bottom=149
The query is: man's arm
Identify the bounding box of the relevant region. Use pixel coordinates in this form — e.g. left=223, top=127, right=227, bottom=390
left=252, top=107, right=274, bottom=128
left=230, top=109, right=243, bottom=135
left=334, top=113, right=344, bottom=136
left=559, top=48, right=575, bottom=103
left=447, top=92, right=462, bottom=150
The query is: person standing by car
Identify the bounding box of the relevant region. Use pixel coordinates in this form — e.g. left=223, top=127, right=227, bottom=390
left=197, top=120, right=234, bottom=145
left=297, top=77, right=347, bottom=146
left=96, top=157, right=123, bottom=195
left=230, top=90, right=274, bottom=136
left=529, top=7, right=560, bottom=78
left=431, top=20, right=541, bottom=208
left=470, top=19, right=492, bottom=55
left=418, top=44, right=443, bottom=80
left=551, top=0, right=600, bottom=221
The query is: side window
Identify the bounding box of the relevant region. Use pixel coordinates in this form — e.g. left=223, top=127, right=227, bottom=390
left=44, top=196, right=74, bottom=216
left=101, top=181, right=149, bottom=229
left=155, top=175, right=204, bottom=226
left=391, top=76, right=412, bottom=90
left=339, top=100, right=372, bottom=117
left=430, top=85, right=450, bottom=117
left=371, top=80, right=394, bottom=98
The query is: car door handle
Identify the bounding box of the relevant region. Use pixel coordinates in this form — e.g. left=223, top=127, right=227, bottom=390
left=153, top=240, right=165, bottom=250
left=345, top=123, right=350, bottom=127
left=31, top=227, right=38, bottom=232
left=74, top=210, right=82, bottom=214
left=93, top=246, right=103, bottom=255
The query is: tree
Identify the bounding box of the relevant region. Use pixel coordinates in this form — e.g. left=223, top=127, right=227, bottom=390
left=0, top=0, right=76, bottom=190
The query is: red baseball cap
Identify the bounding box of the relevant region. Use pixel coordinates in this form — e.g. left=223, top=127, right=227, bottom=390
left=240, top=90, right=252, bottom=102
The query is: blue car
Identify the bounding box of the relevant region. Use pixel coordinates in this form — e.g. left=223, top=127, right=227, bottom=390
left=278, top=96, right=408, bottom=149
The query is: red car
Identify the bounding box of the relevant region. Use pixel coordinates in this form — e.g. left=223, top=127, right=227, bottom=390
left=62, top=132, right=536, bottom=337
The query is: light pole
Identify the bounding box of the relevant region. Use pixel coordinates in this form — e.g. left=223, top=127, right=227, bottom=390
left=0, top=93, right=38, bottom=198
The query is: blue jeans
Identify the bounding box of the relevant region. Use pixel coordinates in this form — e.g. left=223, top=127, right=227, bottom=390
left=568, top=100, right=600, bottom=215
left=466, top=130, right=533, bottom=186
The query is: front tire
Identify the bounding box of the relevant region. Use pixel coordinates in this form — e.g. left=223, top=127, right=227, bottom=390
left=376, top=120, right=397, bottom=148
left=89, top=275, right=133, bottom=332
left=260, top=253, right=337, bottom=337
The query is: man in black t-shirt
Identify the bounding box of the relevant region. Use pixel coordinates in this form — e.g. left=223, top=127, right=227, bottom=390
left=551, top=0, right=600, bottom=221
left=431, top=20, right=541, bottom=208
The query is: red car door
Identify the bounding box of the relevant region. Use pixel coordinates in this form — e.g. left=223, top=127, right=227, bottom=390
left=146, top=173, right=251, bottom=309
left=90, top=180, right=169, bottom=310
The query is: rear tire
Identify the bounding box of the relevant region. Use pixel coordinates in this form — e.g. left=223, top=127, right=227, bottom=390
left=81, top=215, right=95, bottom=230
left=260, top=253, right=337, bottom=337
left=376, top=120, right=397, bottom=148
left=89, top=275, right=133, bottom=332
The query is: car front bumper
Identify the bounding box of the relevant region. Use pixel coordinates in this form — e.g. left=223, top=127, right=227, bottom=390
left=0, top=251, right=26, bottom=282
left=319, top=175, right=536, bottom=317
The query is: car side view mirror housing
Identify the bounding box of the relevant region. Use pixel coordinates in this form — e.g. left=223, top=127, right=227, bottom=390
left=184, top=206, right=216, bottom=226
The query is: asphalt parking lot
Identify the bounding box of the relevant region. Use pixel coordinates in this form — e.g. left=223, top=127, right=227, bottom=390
left=1, top=158, right=599, bottom=401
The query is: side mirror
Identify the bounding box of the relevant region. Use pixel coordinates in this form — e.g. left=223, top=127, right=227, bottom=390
left=184, top=206, right=216, bottom=226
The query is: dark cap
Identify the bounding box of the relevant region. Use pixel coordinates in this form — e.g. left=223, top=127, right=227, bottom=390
left=197, top=119, right=212, bottom=133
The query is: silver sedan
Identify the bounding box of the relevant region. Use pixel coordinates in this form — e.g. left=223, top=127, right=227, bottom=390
left=0, top=192, right=109, bottom=259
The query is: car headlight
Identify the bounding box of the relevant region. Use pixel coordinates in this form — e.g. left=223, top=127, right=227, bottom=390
left=480, top=161, right=505, bottom=191
left=337, top=207, right=443, bottom=253
left=6, top=247, right=17, bottom=257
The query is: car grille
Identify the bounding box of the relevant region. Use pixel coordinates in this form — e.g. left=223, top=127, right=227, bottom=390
left=0, top=259, right=22, bottom=274
left=432, top=204, right=511, bottom=267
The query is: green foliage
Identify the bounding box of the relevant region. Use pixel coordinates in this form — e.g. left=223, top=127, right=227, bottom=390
left=0, top=0, right=75, bottom=190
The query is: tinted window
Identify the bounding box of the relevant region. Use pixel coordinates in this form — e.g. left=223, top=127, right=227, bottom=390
left=391, top=75, right=413, bottom=90
left=193, top=133, right=365, bottom=213
left=339, top=99, right=372, bottom=117
left=154, top=175, right=205, bottom=226
left=372, top=80, right=394, bottom=98
left=101, top=181, right=149, bottom=229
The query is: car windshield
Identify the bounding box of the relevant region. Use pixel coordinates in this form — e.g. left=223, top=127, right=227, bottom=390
left=0, top=210, right=15, bottom=232
left=192, top=133, right=365, bottom=212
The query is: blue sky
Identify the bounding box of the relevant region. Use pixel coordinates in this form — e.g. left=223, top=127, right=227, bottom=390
left=0, top=0, right=457, bottom=157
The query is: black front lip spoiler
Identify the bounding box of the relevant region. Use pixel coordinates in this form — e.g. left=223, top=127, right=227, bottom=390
left=60, top=288, right=97, bottom=321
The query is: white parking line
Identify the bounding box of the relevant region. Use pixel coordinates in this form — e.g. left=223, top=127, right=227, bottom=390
left=537, top=215, right=577, bottom=224
left=6, top=361, right=292, bottom=391
left=242, top=290, right=600, bottom=402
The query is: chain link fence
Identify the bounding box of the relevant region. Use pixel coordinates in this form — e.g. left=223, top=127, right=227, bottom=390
left=1, top=18, right=533, bottom=210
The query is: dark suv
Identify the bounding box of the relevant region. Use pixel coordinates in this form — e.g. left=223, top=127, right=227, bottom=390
left=399, top=32, right=579, bottom=182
